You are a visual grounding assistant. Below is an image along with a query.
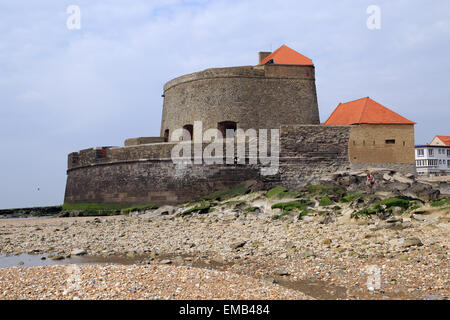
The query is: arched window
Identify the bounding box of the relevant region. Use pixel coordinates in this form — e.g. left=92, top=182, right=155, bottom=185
left=182, top=124, right=194, bottom=141
left=164, top=129, right=170, bottom=142
left=218, top=121, right=237, bottom=138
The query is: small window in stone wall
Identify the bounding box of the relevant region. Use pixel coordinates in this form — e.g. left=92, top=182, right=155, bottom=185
left=95, top=147, right=107, bottom=159
left=71, top=153, right=79, bottom=165
left=164, top=129, right=170, bottom=142
left=403, top=141, right=406, bottom=146
left=385, top=139, right=396, bottom=144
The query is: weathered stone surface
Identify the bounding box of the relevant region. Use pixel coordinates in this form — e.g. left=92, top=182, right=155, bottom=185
left=403, top=237, right=423, bottom=248
left=71, top=249, right=87, bottom=256
left=161, top=65, right=320, bottom=140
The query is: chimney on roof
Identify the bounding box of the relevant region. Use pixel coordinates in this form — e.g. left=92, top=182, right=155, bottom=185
left=258, top=51, right=271, bottom=64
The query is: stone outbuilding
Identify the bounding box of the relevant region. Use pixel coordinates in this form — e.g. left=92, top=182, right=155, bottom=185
left=324, top=97, right=416, bottom=172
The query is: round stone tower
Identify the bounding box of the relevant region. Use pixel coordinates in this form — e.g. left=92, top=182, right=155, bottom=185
left=160, top=45, right=320, bottom=141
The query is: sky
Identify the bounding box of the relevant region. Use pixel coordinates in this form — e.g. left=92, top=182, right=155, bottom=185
left=0, top=0, right=449, bottom=209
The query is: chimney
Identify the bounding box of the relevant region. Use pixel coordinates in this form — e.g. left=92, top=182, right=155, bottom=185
left=258, top=51, right=271, bottom=64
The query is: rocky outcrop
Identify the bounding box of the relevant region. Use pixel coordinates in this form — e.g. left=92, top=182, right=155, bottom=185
left=320, top=169, right=447, bottom=201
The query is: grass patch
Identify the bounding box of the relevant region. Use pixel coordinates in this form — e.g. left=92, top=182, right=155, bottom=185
left=182, top=202, right=212, bottom=215
left=373, top=198, right=410, bottom=211
left=62, top=203, right=159, bottom=216
left=121, top=204, right=159, bottom=214
left=202, top=183, right=250, bottom=201
left=351, top=208, right=378, bottom=219
left=243, top=206, right=260, bottom=213
left=222, top=200, right=247, bottom=207
left=298, top=209, right=313, bottom=220
left=266, top=187, right=301, bottom=199
left=308, top=185, right=345, bottom=197
left=266, top=187, right=286, bottom=198
left=431, top=198, right=450, bottom=207
left=342, top=193, right=364, bottom=203
left=271, top=200, right=308, bottom=220
left=271, top=201, right=307, bottom=211
left=319, top=196, right=333, bottom=207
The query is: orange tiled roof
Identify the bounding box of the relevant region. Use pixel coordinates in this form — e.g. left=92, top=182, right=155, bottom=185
left=435, top=136, right=450, bottom=146
left=259, top=45, right=313, bottom=66
left=323, top=97, right=416, bottom=125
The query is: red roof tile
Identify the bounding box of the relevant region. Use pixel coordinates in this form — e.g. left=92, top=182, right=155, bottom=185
left=323, top=97, right=415, bottom=125
left=259, top=45, right=313, bottom=66
left=435, top=136, right=450, bottom=146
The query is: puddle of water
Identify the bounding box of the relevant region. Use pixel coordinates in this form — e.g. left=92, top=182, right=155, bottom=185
left=0, top=254, right=140, bottom=268
left=0, top=216, right=56, bottom=220
left=275, top=277, right=348, bottom=300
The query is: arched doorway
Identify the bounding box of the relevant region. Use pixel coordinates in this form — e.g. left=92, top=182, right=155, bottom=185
left=182, top=124, right=194, bottom=141
left=218, top=121, right=237, bottom=138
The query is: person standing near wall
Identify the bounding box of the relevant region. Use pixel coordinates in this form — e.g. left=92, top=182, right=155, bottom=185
left=366, top=170, right=375, bottom=193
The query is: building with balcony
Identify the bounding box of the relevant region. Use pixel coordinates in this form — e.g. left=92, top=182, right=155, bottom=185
left=415, top=135, right=450, bottom=176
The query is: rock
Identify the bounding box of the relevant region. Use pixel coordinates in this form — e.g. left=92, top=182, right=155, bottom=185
left=230, top=241, right=247, bottom=250
left=322, top=239, right=332, bottom=245
left=71, top=249, right=87, bottom=256
left=49, top=255, right=64, bottom=261
left=263, top=277, right=278, bottom=284
left=405, top=183, right=440, bottom=201
left=412, top=214, right=426, bottom=221
left=320, top=215, right=334, bottom=224
left=386, top=217, right=402, bottom=223
left=402, top=237, right=423, bottom=248
left=393, top=173, right=414, bottom=184
left=160, top=259, right=172, bottom=265
left=383, top=173, right=393, bottom=182
left=398, top=254, right=410, bottom=262
left=438, top=217, right=450, bottom=224
left=279, top=253, right=288, bottom=259
left=284, top=241, right=295, bottom=250
left=275, top=269, right=290, bottom=276
left=302, top=249, right=315, bottom=258
left=154, top=206, right=176, bottom=216
left=18, top=261, right=24, bottom=266
left=387, top=182, right=410, bottom=192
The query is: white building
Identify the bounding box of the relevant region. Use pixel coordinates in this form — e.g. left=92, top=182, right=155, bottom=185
left=415, top=135, right=450, bottom=177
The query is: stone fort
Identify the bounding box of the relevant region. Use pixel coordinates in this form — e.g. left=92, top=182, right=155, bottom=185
left=64, top=45, right=416, bottom=205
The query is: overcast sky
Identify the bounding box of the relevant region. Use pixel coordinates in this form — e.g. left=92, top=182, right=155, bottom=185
left=1, top=0, right=449, bottom=209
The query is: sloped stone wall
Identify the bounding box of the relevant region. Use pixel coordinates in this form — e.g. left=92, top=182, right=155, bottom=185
left=65, top=125, right=354, bottom=206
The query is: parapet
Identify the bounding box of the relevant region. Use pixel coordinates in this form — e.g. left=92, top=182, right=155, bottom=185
left=124, top=137, right=165, bottom=146
left=163, top=64, right=315, bottom=92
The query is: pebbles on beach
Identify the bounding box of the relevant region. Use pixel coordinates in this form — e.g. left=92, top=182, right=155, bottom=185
left=0, top=264, right=311, bottom=300
left=0, top=201, right=448, bottom=300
